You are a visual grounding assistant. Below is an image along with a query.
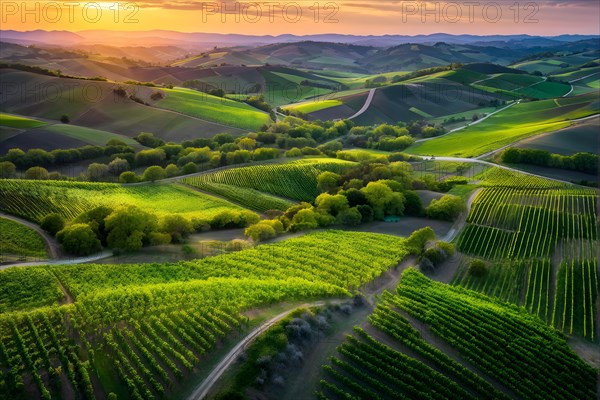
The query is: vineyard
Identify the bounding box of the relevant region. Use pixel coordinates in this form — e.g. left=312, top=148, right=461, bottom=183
left=0, top=217, right=48, bottom=259
left=319, top=269, right=597, bottom=400
left=0, top=180, right=242, bottom=223
left=0, top=230, right=411, bottom=399
left=182, top=158, right=356, bottom=202
left=453, top=181, right=599, bottom=340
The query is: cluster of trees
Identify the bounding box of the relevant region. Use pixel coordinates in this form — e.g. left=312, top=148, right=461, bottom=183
left=245, top=162, right=424, bottom=241
left=346, top=122, right=444, bottom=151
left=44, top=205, right=259, bottom=256
left=0, top=140, right=134, bottom=170
left=425, top=194, right=466, bottom=221
left=501, top=147, right=598, bottom=175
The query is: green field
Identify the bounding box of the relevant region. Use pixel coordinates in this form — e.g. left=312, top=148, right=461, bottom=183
left=0, top=180, right=243, bottom=223
left=0, top=217, right=48, bottom=259
left=407, top=93, right=599, bottom=157
left=0, top=230, right=410, bottom=399
left=319, top=269, right=597, bottom=400
left=156, top=87, right=271, bottom=131
left=281, top=99, right=343, bottom=114
left=183, top=158, right=356, bottom=202
left=0, top=113, right=47, bottom=129
left=453, top=168, right=598, bottom=340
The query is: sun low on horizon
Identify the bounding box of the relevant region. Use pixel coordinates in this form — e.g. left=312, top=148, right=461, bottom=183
left=1, top=0, right=599, bottom=35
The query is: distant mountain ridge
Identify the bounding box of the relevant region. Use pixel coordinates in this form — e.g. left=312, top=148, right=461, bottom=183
left=1, top=30, right=598, bottom=49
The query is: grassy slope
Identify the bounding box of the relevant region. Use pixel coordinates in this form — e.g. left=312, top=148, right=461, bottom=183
left=0, top=180, right=244, bottom=223
left=0, top=113, right=48, bottom=129
left=407, top=93, right=599, bottom=157
left=156, top=87, right=271, bottom=131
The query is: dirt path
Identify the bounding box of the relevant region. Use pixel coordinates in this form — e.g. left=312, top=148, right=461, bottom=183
left=0, top=250, right=113, bottom=270
left=187, top=300, right=345, bottom=400
left=0, top=212, right=60, bottom=259
left=347, top=88, right=376, bottom=120
left=414, top=101, right=520, bottom=143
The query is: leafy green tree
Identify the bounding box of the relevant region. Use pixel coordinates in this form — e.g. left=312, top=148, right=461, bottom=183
left=107, top=157, right=129, bottom=175
left=245, top=223, right=277, bottom=242
left=290, top=208, right=319, bottom=231
left=74, top=205, right=114, bottom=245
left=87, top=163, right=109, bottom=181
left=119, top=171, right=138, bottom=183
left=105, top=206, right=158, bottom=251
left=24, top=166, right=49, bottom=180
left=182, top=162, right=198, bottom=174
left=403, top=190, right=423, bottom=216
left=142, top=166, right=166, bottom=182
left=0, top=161, right=16, bottom=178
left=315, top=193, right=349, bottom=217
left=336, top=207, right=362, bottom=226
left=56, top=224, right=101, bottom=256
left=40, top=213, right=65, bottom=236
left=426, top=194, right=465, bottom=221
left=165, top=163, right=179, bottom=177
left=317, top=171, right=341, bottom=193
left=161, top=215, right=193, bottom=243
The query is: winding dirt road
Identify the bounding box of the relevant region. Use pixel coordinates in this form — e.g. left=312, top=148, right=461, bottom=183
left=0, top=212, right=60, bottom=259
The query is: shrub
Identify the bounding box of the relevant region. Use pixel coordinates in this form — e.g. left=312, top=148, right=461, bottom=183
left=245, top=223, right=277, bottom=242
left=0, top=161, right=16, bottom=178
left=426, top=194, right=465, bottom=221
left=40, top=213, right=65, bottom=236
left=468, top=259, right=488, bottom=277
left=56, top=224, right=101, bottom=256
left=119, top=171, right=138, bottom=183
left=142, top=166, right=166, bottom=182
left=24, top=166, right=49, bottom=180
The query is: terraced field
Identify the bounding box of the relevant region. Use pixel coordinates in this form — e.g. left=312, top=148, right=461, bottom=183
left=0, top=180, right=243, bottom=223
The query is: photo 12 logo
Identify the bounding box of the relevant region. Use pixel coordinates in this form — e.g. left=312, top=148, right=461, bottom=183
left=199, top=1, right=339, bottom=23
left=1, top=2, right=140, bottom=24
left=398, top=1, right=539, bottom=23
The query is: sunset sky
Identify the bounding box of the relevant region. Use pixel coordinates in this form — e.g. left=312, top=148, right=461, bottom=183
left=1, top=0, right=598, bottom=35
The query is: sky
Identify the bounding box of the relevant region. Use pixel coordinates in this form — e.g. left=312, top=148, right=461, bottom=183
left=1, top=0, right=599, bottom=35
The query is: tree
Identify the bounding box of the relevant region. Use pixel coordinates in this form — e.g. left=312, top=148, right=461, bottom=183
left=41, top=213, right=65, bottom=236
left=468, top=259, right=487, bottom=277
left=238, top=137, right=256, bottom=150
left=105, top=206, right=158, bottom=251
left=108, top=158, right=129, bottom=175
left=405, top=227, right=435, bottom=254
left=182, top=162, right=198, bottom=174
left=317, top=171, right=341, bottom=193
left=0, top=161, right=16, bottom=178
left=213, top=133, right=235, bottom=145
left=87, top=163, right=109, bottom=181
left=142, top=166, right=166, bottom=182
left=403, top=190, right=423, bottom=216
left=60, top=115, right=70, bottom=123
left=284, top=147, right=302, bottom=157
left=74, top=205, right=114, bottom=245
left=56, top=224, right=101, bottom=256
left=290, top=208, right=319, bottom=231
left=165, top=163, right=179, bottom=177
left=135, top=149, right=166, bottom=166
left=119, top=171, right=138, bottom=183
left=24, top=166, right=49, bottom=180
left=426, top=195, right=465, bottom=221
left=160, top=215, right=193, bottom=243
left=315, top=193, right=349, bottom=217
left=134, top=132, right=164, bottom=148
left=336, top=207, right=362, bottom=226
left=245, top=222, right=277, bottom=242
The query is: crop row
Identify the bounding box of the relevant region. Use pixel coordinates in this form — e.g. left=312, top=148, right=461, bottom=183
left=182, top=158, right=355, bottom=202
